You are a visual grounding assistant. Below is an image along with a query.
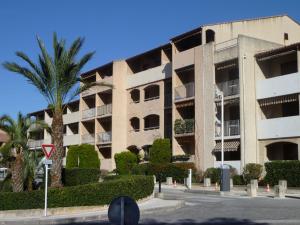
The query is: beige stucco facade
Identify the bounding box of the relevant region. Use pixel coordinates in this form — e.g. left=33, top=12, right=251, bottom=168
left=28, top=15, right=300, bottom=172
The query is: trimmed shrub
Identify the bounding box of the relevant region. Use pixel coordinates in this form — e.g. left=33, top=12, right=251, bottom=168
left=114, top=151, right=138, bottom=175
left=131, top=163, right=190, bottom=183
left=66, top=144, right=100, bottom=169
left=232, top=175, right=245, bottom=185
left=0, top=175, right=154, bottom=211
left=264, top=161, right=300, bottom=187
left=242, top=163, right=263, bottom=183
left=62, top=168, right=100, bottom=186
left=204, top=168, right=221, bottom=184
left=149, top=139, right=172, bottom=164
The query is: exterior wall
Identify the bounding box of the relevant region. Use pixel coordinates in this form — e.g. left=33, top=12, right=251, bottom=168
left=203, top=16, right=300, bottom=45
left=127, top=81, right=165, bottom=148
left=195, top=43, right=215, bottom=171
left=238, top=36, right=284, bottom=168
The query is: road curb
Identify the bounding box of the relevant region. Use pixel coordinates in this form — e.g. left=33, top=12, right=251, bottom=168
left=0, top=200, right=184, bottom=225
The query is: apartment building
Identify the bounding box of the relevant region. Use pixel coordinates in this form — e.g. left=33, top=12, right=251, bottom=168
left=28, top=15, right=300, bottom=173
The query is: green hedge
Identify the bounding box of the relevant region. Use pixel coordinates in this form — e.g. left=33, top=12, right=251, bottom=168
left=0, top=175, right=154, bottom=211
left=114, top=151, right=138, bottom=175
left=62, top=168, right=100, bottom=186
left=264, top=161, right=300, bottom=187
left=149, top=139, right=171, bottom=164
left=66, top=144, right=100, bottom=169
left=132, top=163, right=192, bottom=183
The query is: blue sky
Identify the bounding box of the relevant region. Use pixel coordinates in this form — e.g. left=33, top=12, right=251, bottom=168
left=1, top=0, right=300, bottom=118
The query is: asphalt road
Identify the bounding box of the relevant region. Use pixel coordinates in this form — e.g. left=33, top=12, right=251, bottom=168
left=60, top=188, right=300, bottom=225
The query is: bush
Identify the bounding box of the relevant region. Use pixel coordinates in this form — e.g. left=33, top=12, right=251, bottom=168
left=114, top=151, right=138, bottom=175
left=0, top=178, right=12, bottom=192
left=149, top=139, right=171, bottom=164
left=242, top=163, right=263, bottom=183
left=264, top=161, right=300, bottom=187
left=0, top=175, right=154, bottom=211
left=232, top=175, right=245, bottom=185
left=66, top=144, right=100, bottom=169
left=204, top=168, right=221, bottom=184
left=62, top=168, right=100, bottom=186
left=131, top=163, right=191, bottom=183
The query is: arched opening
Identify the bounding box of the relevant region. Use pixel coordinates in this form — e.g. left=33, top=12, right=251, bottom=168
left=130, top=117, right=140, bottom=132
left=130, top=89, right=140, bottom=103
left=144, top=85, right=159, bottom=101
left=127, top=145, right=140, bottom=155
left=266, top=142, right=298, bottom=160
left=144, top=114, right=159, bottom=130
left=206, top=29, right=215, bottom=43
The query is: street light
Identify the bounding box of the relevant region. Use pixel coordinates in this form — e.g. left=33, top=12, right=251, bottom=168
left=215, top=87, right=230, bottom=192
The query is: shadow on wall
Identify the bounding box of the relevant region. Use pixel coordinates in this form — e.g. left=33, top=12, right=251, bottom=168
left=76, top=218, right=269, bottom=225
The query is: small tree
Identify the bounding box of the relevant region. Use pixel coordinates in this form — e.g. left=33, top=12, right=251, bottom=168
left=242, top=163, right=263, bottom=183
left=114, top=151, right=137, bottom=175
left=149, top=138, right=171, bottom=164
left=66, top=144, right=100, bottom=169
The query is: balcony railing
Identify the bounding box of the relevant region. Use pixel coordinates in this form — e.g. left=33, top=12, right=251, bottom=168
left=175, top=82, right=195, bottom=101
left=174, top=119, right=195, bottom=135
left=97, top=131, right=112, bottom=143
left=82, top=108, right=96, bottom=120
left=81, top=134, right=95, bottom=144
left=97, top=104, right=112, bottom=117
left=215, top=79, right=239, bottom=98
left=215, top=120, right=240, bottom=137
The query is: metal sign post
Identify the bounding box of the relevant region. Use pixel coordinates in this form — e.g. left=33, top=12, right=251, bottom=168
left=41, top=144, right=56, bottom=217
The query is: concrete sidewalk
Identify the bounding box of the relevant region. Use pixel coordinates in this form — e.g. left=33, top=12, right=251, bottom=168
left=0, top=198, right=184, bottom=225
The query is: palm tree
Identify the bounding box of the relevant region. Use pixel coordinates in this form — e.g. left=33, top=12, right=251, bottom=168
left=0, top=113, right=34, bottom=192
left=23, top=150, right=40, bottom=191
left=3, top=33, right=111, bottom=187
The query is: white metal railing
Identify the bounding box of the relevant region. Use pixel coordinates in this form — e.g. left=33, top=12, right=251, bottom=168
left=174, top=82, right=195, bottom=100
left=27, top=139, right=44, bottom=148
left=97, top=131, right=112, bottom=143
left=81, top=134, right=95, bottom=143
left=215, top=38, right=238, bottom=51
left=97, top=104, right=112, bottom=117
left=215, top=79, right=239, bottom=98
left=215, top=120, right=240, bottom=137
left=82, top=108, right=96, bottom=119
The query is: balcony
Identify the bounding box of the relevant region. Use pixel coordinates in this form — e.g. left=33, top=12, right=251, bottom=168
left=82, top=77, right=113, bottom=97
left=82, top=108, right=96, bottom=120
left=27, top=139, right=51, bottom=149
left=215, top=79, right=239, bottom=98
left=63, top=134, right=80, bottom=146
left=174, top=82, right=195, bottom=101
left=63, top=111, right=80, bottom=124
left=174, top=119, right=194, bottom=136
left=215, top=120, right=240, bottom=138
left=257, top=116, right=300, bottom=140
left=173, top=48, right=195, bottom=70
left=97, top=131, right=112, bottom=144
left=28, top=123, right=43, bottom=131
left=81, top=134, right=95, bottom=144
left=97, top=104, right=112, bottom=117
left=256, top=72, right=300, bottom=100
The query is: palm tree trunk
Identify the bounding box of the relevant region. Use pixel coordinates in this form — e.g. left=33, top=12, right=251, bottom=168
left=50, top=109, right=64, bottom=188
left=11, top=154, right=23, bottom=192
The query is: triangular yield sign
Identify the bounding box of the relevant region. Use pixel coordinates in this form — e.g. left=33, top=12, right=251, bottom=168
left=42, top=144, right=56, bottom=159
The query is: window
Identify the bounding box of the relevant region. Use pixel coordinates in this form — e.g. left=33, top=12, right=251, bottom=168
left=206, top=29, right=215, bottom=43
left=130, top=117, right=140, bottom=132
left=144, top=114, right=159, bottom=130
left=130, top=89, right=140, bottom=103
left=144, top=85, right=159, bottom=101
left=280, top=60, right=297, bottom=75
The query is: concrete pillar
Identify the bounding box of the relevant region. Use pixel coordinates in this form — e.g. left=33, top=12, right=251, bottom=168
left=274, top=185, right=285, bottom=198
left=166, top=177, right=173, bottom=185
left=230, top=178, right=233, bottom=189
left=247, top=184, right=257, bottom=197
left=153, top=175, right=156, bottom=184
left=204, top=178, right=211, bottom=187
left=279, top=180, right=287, bottom=193
left=251, top=179, right=258, bottom=190
left=187, top=169, right=192, bottom=189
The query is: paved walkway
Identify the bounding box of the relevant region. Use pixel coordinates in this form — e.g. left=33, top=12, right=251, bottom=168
left=0, top=198, right=183, bottom=225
